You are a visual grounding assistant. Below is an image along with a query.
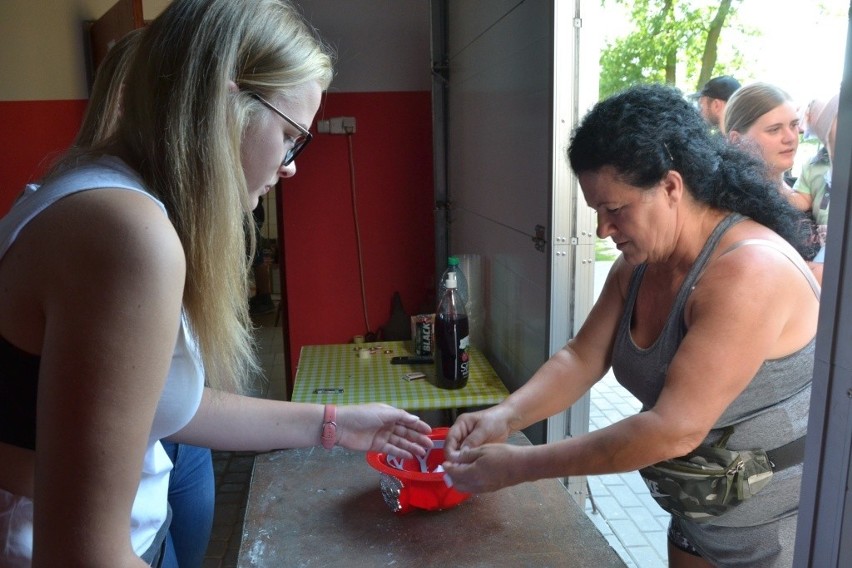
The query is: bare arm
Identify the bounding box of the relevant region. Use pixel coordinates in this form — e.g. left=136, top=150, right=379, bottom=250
left=170, top=389, right=433, bottom=459
left=445, top=257, right=630, bottom=453
left=445, top=242, right=818, bottom=492
left=32, top=190, right=186, bottom=566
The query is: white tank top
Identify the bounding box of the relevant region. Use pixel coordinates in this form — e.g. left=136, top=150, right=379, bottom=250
left=0, top=155, right=205, bottom=563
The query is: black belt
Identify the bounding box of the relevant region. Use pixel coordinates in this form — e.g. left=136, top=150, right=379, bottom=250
left=767, top=436, right=806, bottom=472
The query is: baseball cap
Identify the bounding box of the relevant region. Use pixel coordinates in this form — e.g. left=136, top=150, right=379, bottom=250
left=699, top=76, right=741, bottom=101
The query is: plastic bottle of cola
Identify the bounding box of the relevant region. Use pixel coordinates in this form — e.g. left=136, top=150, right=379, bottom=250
left=437, top=256, right=469, bottom=308
left=434, top=271, right=470, bottom=389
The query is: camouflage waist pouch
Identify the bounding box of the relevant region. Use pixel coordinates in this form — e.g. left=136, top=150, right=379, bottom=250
left=639, top=427, right=774, bottom=523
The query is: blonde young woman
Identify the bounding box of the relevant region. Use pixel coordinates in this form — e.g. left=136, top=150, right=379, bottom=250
left=71, top=28, right=217, bottom=568
left=0, top=1, right=432, bottom=566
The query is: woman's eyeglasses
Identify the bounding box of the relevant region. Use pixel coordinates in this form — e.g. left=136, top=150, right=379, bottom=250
left=252, top=94, right=313, bottom=166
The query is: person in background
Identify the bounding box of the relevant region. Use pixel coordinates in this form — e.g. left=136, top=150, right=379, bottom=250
left=794, top=97, right=831, bottom=204
left=0, top=1, right=433, bottom=566
left=696, top=75, right=741, bottom=132
left=724, top=82, right=821, bottom=281
left=793, top=93, right=839, bottom=268
left=73, top=29, right=216, bottom=568
left=443, top=83, right=818, bottom=567
left=724, top=82, right=800, bottom=195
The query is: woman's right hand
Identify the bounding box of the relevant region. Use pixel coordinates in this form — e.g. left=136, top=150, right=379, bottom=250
left=443, top=406, right=514, bottom=460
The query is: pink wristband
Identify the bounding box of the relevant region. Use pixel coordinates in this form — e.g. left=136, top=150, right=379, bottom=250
left=321, top=404, right=337, bottom=450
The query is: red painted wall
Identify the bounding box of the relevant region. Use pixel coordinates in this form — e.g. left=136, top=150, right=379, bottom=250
left=283, top=91, right=435, bottom=371
left=0, top=100, right=88, bottom=213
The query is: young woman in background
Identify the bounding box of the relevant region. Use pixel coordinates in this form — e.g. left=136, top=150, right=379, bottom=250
left=724, top=82, right=821, bottom=281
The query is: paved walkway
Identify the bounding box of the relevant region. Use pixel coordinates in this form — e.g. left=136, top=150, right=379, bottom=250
left=585, top=373, right=670, bottom=567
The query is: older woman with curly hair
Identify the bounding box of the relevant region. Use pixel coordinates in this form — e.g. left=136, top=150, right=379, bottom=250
left=444, top=84, right=818, bottom=567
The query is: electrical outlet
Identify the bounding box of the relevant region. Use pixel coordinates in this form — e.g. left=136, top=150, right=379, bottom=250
left=317, top=116, right=356, bottom=135
left=338, top=117, right=356, bottom=134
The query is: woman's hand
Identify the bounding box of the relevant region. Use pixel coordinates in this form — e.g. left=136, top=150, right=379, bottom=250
left=442, top=443, right=526, bottom=493
left=443, top=407, right=513, bottom=459
left=336, top=404, right=433, bottom=459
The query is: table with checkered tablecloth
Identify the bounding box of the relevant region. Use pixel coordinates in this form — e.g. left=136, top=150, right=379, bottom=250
left=290, top=341, right=509, bottom=410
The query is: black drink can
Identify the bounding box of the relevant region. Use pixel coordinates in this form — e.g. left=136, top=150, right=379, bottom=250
left=412, top=314, right=435, bottom=356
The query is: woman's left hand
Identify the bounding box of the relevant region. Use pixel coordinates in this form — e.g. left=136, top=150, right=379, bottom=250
left=441, top=443, right=525, bottom=494
left=336, top=403, right=433, bottom=459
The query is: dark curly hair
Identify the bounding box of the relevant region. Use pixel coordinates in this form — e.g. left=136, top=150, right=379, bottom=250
left=568, top=83, right=818, bottom=260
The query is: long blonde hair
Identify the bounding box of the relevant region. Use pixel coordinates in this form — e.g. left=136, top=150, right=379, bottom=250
left=72, top=29, right=143, bottom=148
left=72, top=0, right=332, bottom=392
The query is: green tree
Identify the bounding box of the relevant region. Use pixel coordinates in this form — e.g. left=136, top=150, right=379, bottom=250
left=599, top=0, right=744, bottom=99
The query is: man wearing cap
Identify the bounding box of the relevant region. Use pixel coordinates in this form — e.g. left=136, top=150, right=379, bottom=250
left=696, top=75, right=741, bottom=131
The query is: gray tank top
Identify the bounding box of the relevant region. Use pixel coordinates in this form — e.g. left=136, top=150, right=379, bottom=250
left=611, top=213, right=814, bottom=527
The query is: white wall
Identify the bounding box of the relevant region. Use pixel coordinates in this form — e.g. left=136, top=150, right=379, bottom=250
left=0, top=0, right=169, bottom=101
left=0, top=0, right=426, bottom=101
left=299, top=0, right=430, bottom=93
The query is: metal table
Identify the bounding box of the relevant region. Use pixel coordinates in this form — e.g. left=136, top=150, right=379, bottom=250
left=238, top=432, right=626, bottom=567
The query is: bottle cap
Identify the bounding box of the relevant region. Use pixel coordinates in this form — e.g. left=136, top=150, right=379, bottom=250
left=448, top=256, right=459, bottom=266
left=445, top=271, right=457, bottom=289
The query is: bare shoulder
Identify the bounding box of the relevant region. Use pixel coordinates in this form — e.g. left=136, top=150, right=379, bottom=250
left=574, top=254, right=632, bottom=344
left=706, top=220, right=811, bottom=287
left=0, top=186, right=186, bottom=359
left=28, top=188, right=186, bottom=305
left=606, top=254, right=635, bottom=299
left=586, top=254, right=633, bottom=323
left=38, top=188, right=182, bottom=264
left=686, top=219, right=818, bottom=330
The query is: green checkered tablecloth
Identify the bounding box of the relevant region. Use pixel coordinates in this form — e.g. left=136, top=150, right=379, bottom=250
left=291, top=341, right=509, bottom=410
